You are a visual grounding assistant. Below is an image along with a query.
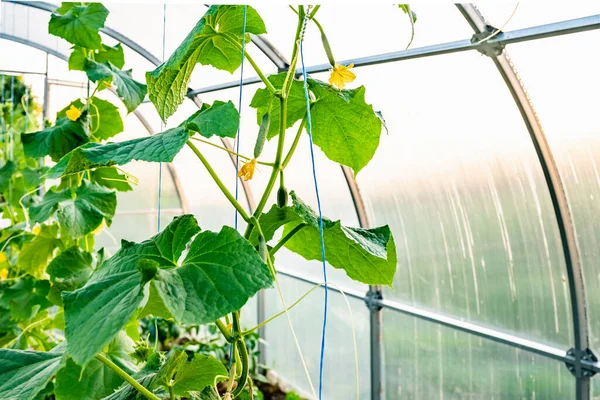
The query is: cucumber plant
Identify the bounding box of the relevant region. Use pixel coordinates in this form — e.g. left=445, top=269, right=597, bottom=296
left=1, top=4, right=399, bottom=400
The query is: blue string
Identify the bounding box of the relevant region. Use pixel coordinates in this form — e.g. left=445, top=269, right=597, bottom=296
left=230, top=5, right=247, bottom=374
left=299, top=12, right=328, bottom=400
left=157, top=3, right=167, bottom=232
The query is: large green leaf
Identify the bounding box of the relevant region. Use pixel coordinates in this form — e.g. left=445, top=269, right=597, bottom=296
left=83, top=59, right=147, bottom=113
left=308, top=79, right=383, bottom=175
left=177, top=226, right=272, bottom=324
left=69, top=44, right=125, bottom=71
left=146, top=5, right=266, bottom=121
left=0, top=161, right=16, bottom=192
left=58, top=97, right=124, bottom=140
left=29, top=181, right=116, bottom=239
left=17, top=224, right=63, bottom=278
left=49, top=3, right=108, bottom=49
left=258, top=192, right=397, bottom=286
left=47, top=247, right=93, bottom=305
left=155, top=350, right=226, bottom=397
left=250, top=73, right=306, bottom=139
left=21, top=117, right=89, bottom=162
left=63, top=215, right=271, bottom=365
left=185, top=100, right=240, bottom=139
left=62, top=215, right=199, bottom=365
left=54, top=333, right=136, bottom=400
left=47, top=127, right=190, bottom=179
left=0, top=344, right=66, bottom=400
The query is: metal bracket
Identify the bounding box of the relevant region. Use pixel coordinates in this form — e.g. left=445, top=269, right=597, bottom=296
left=364, top=287, right=383, bottom=312
left=565, top=348, right=598, bottom=378
left=472, top=25, right=505, bottom=57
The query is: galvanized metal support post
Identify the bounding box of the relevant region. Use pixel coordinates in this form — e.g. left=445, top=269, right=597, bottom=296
left=456, top=4, right=592, bottom=400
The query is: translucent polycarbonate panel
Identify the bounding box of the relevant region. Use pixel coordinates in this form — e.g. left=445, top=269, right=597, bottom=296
left=264, top=276, right=370, bottom=399
left=383, top=310, right=574, bottom=399
left=0, top=2, right=71, bottom=60
left=255, top=4, right=473, bottom=67
left=477, top=3, right=600, bottom=33
left=354, top=50, right=573, bottom=347
left=506, top=30, right=600, bottom=351
left=199, top=83, right=368, bottom=292
left=0, top=39, right=47, bottom=74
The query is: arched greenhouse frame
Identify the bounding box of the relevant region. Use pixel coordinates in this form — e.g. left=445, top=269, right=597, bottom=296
left=1, top=2, right=600, bottom=399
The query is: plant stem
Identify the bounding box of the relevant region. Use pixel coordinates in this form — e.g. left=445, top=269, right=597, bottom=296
left=242, top=283, right=322, bottom=335
left=231, top=338, right=249, bottom=396
left=245, top=52, right=276, bottom=94
left=227, top=361, right=237, bottom=392
left=269, top=223, right=307, bottom=257
left=281, top=117, right=306, bottom=169
left=189, top=136, right=274, bottom=166
left=95, top=354, right=161, bottom=400
left=168, top=385, right=175, bottom=400
left=186, top=141, right=251, bottom=223
left=215, top=319, right=234, bottom=343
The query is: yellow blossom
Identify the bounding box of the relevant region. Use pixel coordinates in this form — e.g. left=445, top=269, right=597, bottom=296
left=66, top=104, right=82, bottom=121
left=0, top=268, right=7, bottom=280
left=238, top=159, right=257, bottom=181
left=0, top=252, right=6, bottom=263
left=328, top=63, right=356, bottom=89
left=32, top=225, right=41, bottom=235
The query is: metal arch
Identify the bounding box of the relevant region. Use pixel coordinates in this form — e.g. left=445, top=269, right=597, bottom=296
left=0, top=32, right=190, bottom=214
left=456, top=4, right=590, bottom=399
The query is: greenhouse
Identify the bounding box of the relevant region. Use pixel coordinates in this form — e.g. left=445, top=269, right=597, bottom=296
left=1, top=1, right=600, bottom=399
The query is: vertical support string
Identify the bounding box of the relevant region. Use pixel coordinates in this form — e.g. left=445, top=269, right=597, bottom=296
left=299, top=7, right=329, bottom=399
left=229, top=4, right=248, bottom=374
left=157, top=3, right=167, bottom=232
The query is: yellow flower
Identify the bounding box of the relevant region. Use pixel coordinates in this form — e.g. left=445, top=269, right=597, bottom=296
left=0, top=252, right=6, bottom=263
left=0, top=268, right=7, bottom=280
left=238, top=159, right=257, bottom=181
left=328, top=63, right=356, bottom=89
left=66, top=104, right=82, bottom=121
left=32, top=225, right=41, bottom=235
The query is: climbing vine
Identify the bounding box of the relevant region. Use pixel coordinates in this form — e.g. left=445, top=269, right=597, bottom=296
left=0, top=4, right=403, bottom=400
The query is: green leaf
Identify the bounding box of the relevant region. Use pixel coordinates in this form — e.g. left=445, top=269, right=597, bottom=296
left=91, top=167, right=133, bottom=192
left=308, top=79, right=383, bottom=174
left=0, top=345, right=66, bottom=400
left=103, top=352, right=162, bottom=400
left=250, top=73, right=306, bottom=139
left=47, top=247, right=93, bottom=305
left=156, top=350, right=227, bottom=396
left=83, top=59, right=147, bottom=113
left=55, top=333, right=135, bottom=400
left=69, top=44, right=125, bottom=71
left=146, top=5, right=266, bottom=121
left=185, top=100, right=240, bottom=139
left=177, top=226, right=272, bottom=324
left=62, top=215, right=199, bottom=365
left=58, top=97, right=124, bottom=140
left=0, top=161, right=17, bottom=192
left=47, top=127, right=189, bottom=179
left=21, top=117, right=89, bottom=162
left=258, top=192, right=397, bottom=286
left=0, top=277, right=53, bottom=321
left=49, top=3, right=108, bottom=49
left=17, top=225, right=63, bottom=278
left=29, top=181, right=116, bottom=239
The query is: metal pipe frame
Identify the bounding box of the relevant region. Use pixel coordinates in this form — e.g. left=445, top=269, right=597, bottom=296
left=3, top=2, right=600, bottom=399
left=456, top=5, right=592, bottom=399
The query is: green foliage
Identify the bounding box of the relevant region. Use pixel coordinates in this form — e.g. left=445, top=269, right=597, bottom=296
left=184, top=101, right=240, bottom=139
left=146, top=5, right=266, bottom=121
left=0, top=344, right=66, bottom=400
left=155, top=350, right=227, bottom=396
left=21, top=117, right=89, bottom=162
left=49, top=3, right=109, bottom=50
left=58, top=98, right=124, bottom=140
left=69, top=44, right=125, bottom=71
